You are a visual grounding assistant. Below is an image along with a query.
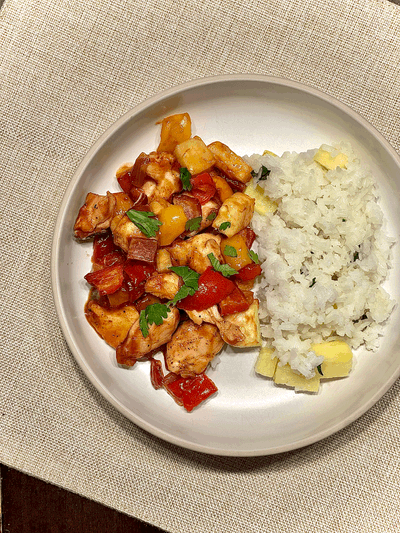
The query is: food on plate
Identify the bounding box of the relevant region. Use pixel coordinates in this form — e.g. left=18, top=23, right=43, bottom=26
left=246, top=143, right=395, bottom=392
left=74, top=113, right=261, bottom=411
left=74, top=111, right=395, bottom=405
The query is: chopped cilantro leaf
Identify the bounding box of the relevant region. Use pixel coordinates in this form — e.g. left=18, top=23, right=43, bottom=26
left=168, top=266, right=200, bottom=305
left=206, top=212, right=217, bottom=221
left=180, top=167, right=192, bottom=191
left=126, top=209, right=162, bottom=238
left=248, top=250, right=259, bottom=264
left=223, top=245, right=237, bottom=258
left=219, top=221, right=231, bottom=232
left=317, top=364, right=323, bottom=376
left=185, top=216, right=202, bottom=232
left=207, top=253, right=238, bottom=277
left=139, top=303, right=170, bottom=338
left=169, top=266, right=200, bottom=291
left=309, top=277, right=316, bottom=288
left=251, top=165, right=270, bottom=181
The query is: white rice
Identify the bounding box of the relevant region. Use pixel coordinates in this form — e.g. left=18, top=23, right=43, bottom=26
left=244, top=143, right=395, bottom=379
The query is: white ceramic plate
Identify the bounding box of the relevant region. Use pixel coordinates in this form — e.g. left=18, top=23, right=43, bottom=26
left=52, top=75, right=400, bottom=456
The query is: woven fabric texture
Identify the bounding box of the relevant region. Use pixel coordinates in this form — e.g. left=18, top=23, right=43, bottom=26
left=0, top=0, right=399, bottom=531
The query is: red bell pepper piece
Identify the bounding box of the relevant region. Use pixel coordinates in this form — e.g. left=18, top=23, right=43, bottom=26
left=117, top=153, right=150, bottom=193
left=178, top=267, right=235, bottom=311
left=84, top=264, right=124, bottom=295
left=218, top=286, right=253, bottom=316
left=163, top=373, right=218, bottom=412
left=235, top=263, right=262, bottom=281
left=124, top=261, right=155, bottom=285
left=150, top=359, right=164, bottom=390
left=92, top=231, right=119, bottom=264
left=190, top=173, right=216, bottom=205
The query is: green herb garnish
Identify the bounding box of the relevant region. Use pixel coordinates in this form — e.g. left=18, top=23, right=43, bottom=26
left=207, top=253, right=238, bottom=277
left=219, top=221, right=231, bottom=232
left=248, top=250, right=260, bottom=264
left=185, top=216, right=202, bottom=232
left=317, top=364, right=323, bottom=376
left=206, top=212, right=217, bottom=221
left=251, top=165, right=270, bottom=181
left=309, top=277, right=316, bottom=288
left=223, top=245, right=237, bottom=257
left=353, top=251, right=359, bottom=261
left=126, top=209, right=162, bottom=238
left=168, top=266, right=200, bottom=305
left=180, top=167, right=192, bottom=191
left=139, top=303, right=171, bottom=338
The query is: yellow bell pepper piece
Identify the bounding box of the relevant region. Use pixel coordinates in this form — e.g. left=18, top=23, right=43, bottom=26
left=221, top=234, right=253, bottom=271
left=157, top=205, right=188, bottom=246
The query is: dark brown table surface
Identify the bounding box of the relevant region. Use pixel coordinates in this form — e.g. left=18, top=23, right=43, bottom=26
left=0, top=465, right=164, bottom=533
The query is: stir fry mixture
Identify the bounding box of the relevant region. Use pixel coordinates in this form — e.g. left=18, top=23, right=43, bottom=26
left=74, top=113, right=262, bottom=411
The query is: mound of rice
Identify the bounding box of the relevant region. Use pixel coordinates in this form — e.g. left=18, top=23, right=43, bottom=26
left=245, top=143, right=395, bottom=379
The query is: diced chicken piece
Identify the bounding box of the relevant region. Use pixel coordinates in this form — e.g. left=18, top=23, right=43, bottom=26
left=85, top=301, right=139, bottom=348
left=74, top=191, right=116, bottom=239
left=167, top=239, right=191, bottom=266
left=208, top=141, right=253, bottom=183
left=166, top=321, right=224, bottom=377
left=110, top=213, right=143, bottom=253
left=144, top=151, right=181, bottom=202
left=174, top=136, right=215, bottom=175
left=116, top=307, right=180, bottom=366
left=189, top=233, right=224, bottom=273
left=187, top=306, right=244, bottom=346
left=144, top=272, right=182, bottom=300
left=212, top=192, right=255, bottom=237
left=168, top=233, right=223, bottom=274
left=111, top=213, right=157, bottom=262
left=112, top=192, right=135, bottom=216
left=222, top=300, right=261, bottom=347
left=156, top=249, right=173, bottom=273
left=198, top=200, right=219, bottom=233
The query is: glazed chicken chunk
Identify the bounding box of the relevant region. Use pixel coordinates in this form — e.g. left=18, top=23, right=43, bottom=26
left=74, top=191, right=116, bottom=239
left=116, top=307, right=180, bottom=367
left=166, top=321, right=224, bottom=377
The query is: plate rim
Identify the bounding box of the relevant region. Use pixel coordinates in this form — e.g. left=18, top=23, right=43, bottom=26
left=51, top=74, right=400, bottom=456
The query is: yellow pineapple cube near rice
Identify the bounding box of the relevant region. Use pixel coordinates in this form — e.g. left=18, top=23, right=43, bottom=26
left=255, top=347, right=277, bottom=378
left=174, top=136, right=215, bottom=175
left=313, top=148, right=348, bottom=170
left=273, top=364, right=321, bottom=392
left=262, top=149, right=277, bottom=157
left=311, top=341, right=353, bottom=379
left=244, top=184, right=277, bottom=215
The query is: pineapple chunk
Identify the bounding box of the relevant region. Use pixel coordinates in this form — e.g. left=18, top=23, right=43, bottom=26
left=313, top=148, right=348, bottom=170
left=262, top=149, right=277, bottom=157
left=311, top=341, right=353, bottom=378
left=208, top=141, right=253, bottom=183
left=174, top=136, right=215, bottom=175
left=255, top=347, right=277, bottom=377
left=212, top=192, right=255, bottom=237
left=245, top=184, right=277, bottom=215
left=274, top=364, right=321, bottom=392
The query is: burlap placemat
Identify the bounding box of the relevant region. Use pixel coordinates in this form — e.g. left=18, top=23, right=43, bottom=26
left=1, top=0, right=399, bottom=531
